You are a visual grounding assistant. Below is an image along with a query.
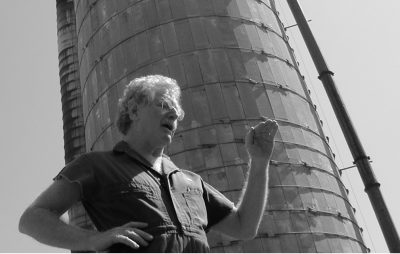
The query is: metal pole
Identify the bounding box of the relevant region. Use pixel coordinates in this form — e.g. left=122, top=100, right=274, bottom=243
left=286, top=0, right=400, bottom=252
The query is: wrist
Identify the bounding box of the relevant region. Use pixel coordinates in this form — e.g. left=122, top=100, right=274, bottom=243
left=250, top=154, right=270, bottom=162
left=250, top=156, right=270, bottom=167
left=80, top=230, right=100, bottom=252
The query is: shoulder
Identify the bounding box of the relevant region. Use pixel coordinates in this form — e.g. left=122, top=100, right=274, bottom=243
left=64, top=150, right=118, bottom=173
left=68, top=150, right=113, bottom=162
left=180, top=169, right=201, bottom=179
left=177, top=169, right=204, bottom=188
left=83, top=150, right=116, bottom=162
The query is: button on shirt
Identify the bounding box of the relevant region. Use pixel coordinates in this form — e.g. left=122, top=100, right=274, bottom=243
left=55, top=141, right=234, bottom=252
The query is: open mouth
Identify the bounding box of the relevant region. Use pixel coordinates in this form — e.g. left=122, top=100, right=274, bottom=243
left=161, top=122, right=174, bottom=132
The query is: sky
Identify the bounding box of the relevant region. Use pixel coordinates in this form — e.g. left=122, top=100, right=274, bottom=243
left=0, top=0, right=398, bottom=252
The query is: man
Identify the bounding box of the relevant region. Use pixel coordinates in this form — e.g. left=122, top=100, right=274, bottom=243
left=19, top=75, right=278, bottom=252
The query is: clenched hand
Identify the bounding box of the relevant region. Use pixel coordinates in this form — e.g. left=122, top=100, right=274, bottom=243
left=245, top=119, right=278, bottom=161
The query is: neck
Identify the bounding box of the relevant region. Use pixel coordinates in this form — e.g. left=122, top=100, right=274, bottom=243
left=123, top=135, right=164, bottom=169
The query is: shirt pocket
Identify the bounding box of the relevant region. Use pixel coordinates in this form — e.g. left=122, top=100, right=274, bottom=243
left=100, top=182, right=167, bottom=225
left=182, top=187, right=208, bottom=226
left=102, top=181, right=157, bottom=201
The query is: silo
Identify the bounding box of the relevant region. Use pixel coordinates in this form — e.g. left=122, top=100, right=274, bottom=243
left=56, top=0, right=95, bottom=230
left=71, top=0, right=367, bottom=252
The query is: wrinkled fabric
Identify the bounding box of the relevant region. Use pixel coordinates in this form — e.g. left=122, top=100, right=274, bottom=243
left=55, top=141, right=234, bottom=252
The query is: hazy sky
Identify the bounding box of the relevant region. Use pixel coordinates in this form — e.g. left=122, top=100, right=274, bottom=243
left=0, top=0, right=399, bottom=252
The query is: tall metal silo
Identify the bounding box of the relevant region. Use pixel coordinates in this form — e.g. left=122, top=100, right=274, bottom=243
left=56, top=0, right=96, bottom=230
left=70, top=0, right=367, bottom=252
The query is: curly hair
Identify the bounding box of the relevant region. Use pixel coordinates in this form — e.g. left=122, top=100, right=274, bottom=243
left=116, top=75, right=185, bottom=135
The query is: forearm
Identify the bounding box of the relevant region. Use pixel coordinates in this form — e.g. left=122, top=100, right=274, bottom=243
left=211, top=119, right=277, bottom=239
left=236, top=158, right=269, bottom=237
left=19, top=206, right=96, bottom=251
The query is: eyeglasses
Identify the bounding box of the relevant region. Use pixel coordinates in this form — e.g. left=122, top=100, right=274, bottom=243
left=154, top=100, right=184, bottom=120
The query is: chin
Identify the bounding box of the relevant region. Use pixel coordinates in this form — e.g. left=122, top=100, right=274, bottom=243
left=159, top=135, right=172, bottom=146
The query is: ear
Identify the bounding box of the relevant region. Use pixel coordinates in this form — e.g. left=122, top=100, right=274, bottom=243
left=128, top=109, right=137, bottom=121
left=128, top=103, right=138, bottom=121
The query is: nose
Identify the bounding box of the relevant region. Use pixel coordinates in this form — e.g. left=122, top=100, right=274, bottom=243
left=167, top=107, right=179, bottom=121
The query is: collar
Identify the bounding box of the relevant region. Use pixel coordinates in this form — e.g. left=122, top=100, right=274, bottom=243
left=113, top=141, right=180, bottom=175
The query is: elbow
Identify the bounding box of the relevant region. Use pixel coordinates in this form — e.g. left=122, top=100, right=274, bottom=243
left=238, top=229, right=258, bottom=241
left=233, top=221, right=258, bottom=240
left=246, top=231, right=258, bottom=240
left=19, top=206, right=37, bottom=234
left=237, top=212, right=260, bottom=240
left=18, top=208, right=29, bottom=234
left=232, top=212, right=260, bottom=240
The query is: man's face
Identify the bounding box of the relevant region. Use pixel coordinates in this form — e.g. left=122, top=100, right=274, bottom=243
left=133, top=91, right=180, bottom=147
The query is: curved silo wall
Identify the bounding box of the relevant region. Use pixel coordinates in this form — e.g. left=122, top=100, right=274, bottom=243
left=56, top=0, right=96, bottom=231
left=73, top=0, right=367, bottom=252
left=56, top=0, right=86, bottom=163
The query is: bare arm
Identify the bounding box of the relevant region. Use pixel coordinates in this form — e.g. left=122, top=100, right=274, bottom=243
left=211, top=119, right=278, bottom=240
left=19, top=178, right=153, bottom=251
